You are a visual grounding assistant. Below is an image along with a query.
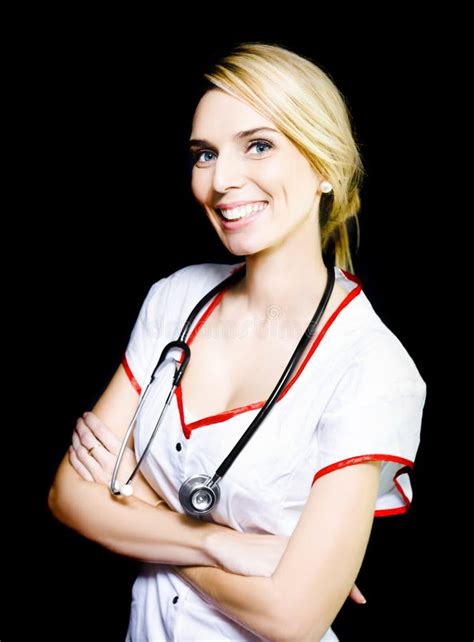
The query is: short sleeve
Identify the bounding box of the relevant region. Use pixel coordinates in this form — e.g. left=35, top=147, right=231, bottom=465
left=122, top=276, right=170, bottom=395
left=312, top=334, right=427, bottom=517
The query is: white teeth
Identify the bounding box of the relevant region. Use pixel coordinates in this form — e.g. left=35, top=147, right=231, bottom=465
left=219, top=202, right=268, bottom=220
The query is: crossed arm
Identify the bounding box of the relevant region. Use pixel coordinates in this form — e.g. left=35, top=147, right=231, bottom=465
left=170, top=460, right=378, bottom=642
left=49, top=365, right=378, bottom=641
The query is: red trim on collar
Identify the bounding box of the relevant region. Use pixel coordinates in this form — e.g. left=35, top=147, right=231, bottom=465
left=177, top=265, right=363, bottom=437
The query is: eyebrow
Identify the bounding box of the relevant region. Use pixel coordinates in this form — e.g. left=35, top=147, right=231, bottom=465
left=188, top=127, right=280, bottom=149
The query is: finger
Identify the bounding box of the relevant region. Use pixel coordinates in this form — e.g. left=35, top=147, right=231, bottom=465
left=74, top=419, right=101, bottom=452
left=349, top=583, right=367, bottom=604
left=73, top=433, right=108, bottom=484
left=82, top=411, right=122, bottom=455
left=73, top=426, right=116, bottom=473
left=68, top=446, right=94, bottom=481
left=72, top=428, right=85, bottom=452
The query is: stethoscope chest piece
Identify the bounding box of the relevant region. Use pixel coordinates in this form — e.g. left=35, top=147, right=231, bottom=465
left=179, top=474, right=221, bottom=517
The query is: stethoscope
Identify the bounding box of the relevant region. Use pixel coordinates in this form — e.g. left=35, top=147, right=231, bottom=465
left=110, top=263, right=335, bottom=518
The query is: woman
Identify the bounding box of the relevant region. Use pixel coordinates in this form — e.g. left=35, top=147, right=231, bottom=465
left=48, top=42, right=427, bottom=641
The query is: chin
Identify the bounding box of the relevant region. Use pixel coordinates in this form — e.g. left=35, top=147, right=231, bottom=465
left=223, top=239, right=267, bottom=257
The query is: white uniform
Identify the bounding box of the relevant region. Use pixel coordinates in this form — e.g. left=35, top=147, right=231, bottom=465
left=122, top=261, right=427, bottom=642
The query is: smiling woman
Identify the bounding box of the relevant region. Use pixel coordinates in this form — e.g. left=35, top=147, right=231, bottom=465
left=188, top=49, right=363, bottom=272
left=48, top=41, right=426, bottom=642
left=188, top=88, right=356, bottom=262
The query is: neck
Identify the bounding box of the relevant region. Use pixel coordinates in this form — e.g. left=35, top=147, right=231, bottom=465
left=234, top=224, right=329, bottom=317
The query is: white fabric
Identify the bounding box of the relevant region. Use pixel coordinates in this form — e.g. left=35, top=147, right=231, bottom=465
left=123, top=261, right=427, bottom=642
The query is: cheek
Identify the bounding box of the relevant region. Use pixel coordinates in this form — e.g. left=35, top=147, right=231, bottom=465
left=285, top=162, right=319, bottom=207
left=191, top=172, right=207, bottom=204
left=254, top=161, right=286, bottom=198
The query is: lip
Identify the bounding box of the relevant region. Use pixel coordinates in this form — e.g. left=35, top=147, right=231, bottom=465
left=217, top=203, right=269, bottom=232
left=216, top=200, right=268, bottom=210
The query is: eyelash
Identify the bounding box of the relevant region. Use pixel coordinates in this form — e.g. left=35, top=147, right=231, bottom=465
left=190, top=139, right=274, bottom=166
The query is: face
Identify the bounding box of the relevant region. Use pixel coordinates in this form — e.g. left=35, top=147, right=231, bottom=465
left=189, top=89, right=325, bottom=257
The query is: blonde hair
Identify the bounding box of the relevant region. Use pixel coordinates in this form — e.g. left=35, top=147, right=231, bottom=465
left=202, top=42, right=364, bottom=272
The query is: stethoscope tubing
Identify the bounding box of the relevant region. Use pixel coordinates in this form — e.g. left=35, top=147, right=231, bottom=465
left=110, top=263, right=335, bottom=512
left=213, top=263, right=334, bottom=482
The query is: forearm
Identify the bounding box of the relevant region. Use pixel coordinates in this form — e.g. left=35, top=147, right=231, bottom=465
left=128, top=471, right=164, bottom=507
left=174, top=565, right=282, bottom=641
left=48, top=465, right=222, bottom=567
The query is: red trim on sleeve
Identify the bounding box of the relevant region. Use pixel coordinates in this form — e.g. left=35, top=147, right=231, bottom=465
left=311, top=454, right=415, bottom=518
left=374, top=505, right=409, bottom=517
left=122, top=355, right=142, bottom=395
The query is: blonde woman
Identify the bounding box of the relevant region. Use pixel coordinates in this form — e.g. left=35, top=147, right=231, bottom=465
left=49, top=43, right=426, bottom=641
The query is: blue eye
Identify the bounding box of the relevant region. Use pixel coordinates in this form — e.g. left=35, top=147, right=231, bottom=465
left=249, top=140, right=272, bottom=155
left=190, top=139, right=274, bottom=167
left=189, top=149, right=215, bottom=166
left=194, top=150, right=216, bottom=164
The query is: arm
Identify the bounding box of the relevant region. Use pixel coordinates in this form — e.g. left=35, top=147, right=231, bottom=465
left=69, top=414, right=294, bottom=580
left=172, top=461, right=380, bottom=642
left=48, top=364, right=223, bottom=566
left=173, top=563, right=278, bottom=640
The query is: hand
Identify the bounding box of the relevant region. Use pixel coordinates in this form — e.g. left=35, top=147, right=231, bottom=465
left=69, top=411, right=166, bottom=507
left=69, top=411, right=136, bottom=487
left=210, top=529, right=366, bottom=604
left=211, top=529, right=289, bottom=578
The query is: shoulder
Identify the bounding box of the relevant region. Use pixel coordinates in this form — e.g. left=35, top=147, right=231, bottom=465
left=363, top=329, right=425, bottom=394
left=333, top=322, right=427, bottom=404
left=138, top=261, right=244, bottom=329
left=330, top=271, right=427, bottom=400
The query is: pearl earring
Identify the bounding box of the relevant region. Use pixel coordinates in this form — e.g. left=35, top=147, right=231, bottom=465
left=320, top=180, right=333, bottom=194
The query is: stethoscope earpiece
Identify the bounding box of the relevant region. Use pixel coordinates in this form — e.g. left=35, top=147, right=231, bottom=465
left=110, top=481, right=134, bottom=496
left=179, top=475, right=221, bottom=517
left=120, top=484, right=134, bottom=497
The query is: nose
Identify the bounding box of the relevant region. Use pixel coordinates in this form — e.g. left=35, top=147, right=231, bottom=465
left=211, top=150, right=245, bottom=194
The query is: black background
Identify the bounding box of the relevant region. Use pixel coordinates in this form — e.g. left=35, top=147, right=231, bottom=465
left=10, top=16, right=459, bottom=642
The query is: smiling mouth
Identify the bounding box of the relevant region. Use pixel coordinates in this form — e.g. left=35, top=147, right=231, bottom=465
left=216, top=201, right=269, bottom=221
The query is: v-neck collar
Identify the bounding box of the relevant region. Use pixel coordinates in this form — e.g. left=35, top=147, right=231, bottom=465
left=176, top=264, right=362, bottom=439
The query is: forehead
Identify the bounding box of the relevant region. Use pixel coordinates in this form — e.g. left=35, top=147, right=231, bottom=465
left=191, top=89, right=277, bottom=139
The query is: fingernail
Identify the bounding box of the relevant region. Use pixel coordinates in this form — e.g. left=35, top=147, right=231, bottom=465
left=360, top=597, right=367, bottom=604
